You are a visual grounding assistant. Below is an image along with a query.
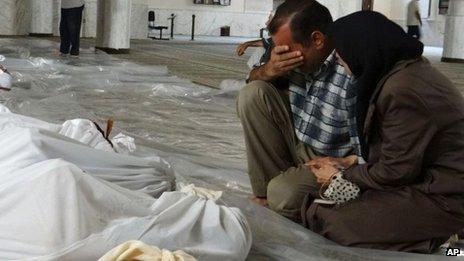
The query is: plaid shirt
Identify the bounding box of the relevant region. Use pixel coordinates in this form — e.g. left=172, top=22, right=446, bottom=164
left=289, top=51, right=361, bottom=158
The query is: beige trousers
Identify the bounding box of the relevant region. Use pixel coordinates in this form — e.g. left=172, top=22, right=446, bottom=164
left=237, top=80, right=319, bottom=222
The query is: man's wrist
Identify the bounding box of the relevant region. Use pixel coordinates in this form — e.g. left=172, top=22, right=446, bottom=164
left=344, top=155, right=358, bottom=167
left=261, top=64, right=275, bottom=81
left=248, top=63, right=279, bottom=83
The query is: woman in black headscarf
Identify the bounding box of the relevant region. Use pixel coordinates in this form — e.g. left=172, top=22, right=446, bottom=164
left=304, top=11, right=464, bottom=253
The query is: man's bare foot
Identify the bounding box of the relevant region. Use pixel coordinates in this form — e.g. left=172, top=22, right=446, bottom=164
left=250, top=196, right=268, bottom=207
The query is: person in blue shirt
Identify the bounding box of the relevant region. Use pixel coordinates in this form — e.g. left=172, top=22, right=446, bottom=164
left=237, top=0, right=360, bottom=223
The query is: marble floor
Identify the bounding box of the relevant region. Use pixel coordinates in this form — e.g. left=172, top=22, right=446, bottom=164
left=424, top=46, right=464, bottom=95
left=44, top=35, right=253, bottom=88
left=45, top=36, right=464, bottom=92
left=27, top=36, right=464, bottom=92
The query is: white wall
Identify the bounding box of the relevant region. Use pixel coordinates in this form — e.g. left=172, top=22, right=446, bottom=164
left=149, top=0, right=244, bottom=12
left=373, top=0, right=392, bottom=17
left=317, top=0, right=361, bottom=19
left=0, top=0, right=444, bottom=45
left=146, top=0, right=362, bottom=38
left=148, top=0, right=273, bottom=37
left=374, top=0, right=446, bottom=47
left=149, top=0, right=272, bottom=13
left=386, top=0, right=432, bottom=19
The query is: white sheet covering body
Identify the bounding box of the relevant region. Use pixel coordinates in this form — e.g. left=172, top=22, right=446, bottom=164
left=0, top=105, right=251, bottom=260
left=59, top=119, right=115, bottom=152
left=0, top=110, right=173, bottom=197
left=0, top=159, right=251, bottom=260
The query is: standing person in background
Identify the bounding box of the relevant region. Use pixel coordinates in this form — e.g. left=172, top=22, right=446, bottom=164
left=407, top=0, right=422, bottom=39
left=60, top=0, right=85, bottom=57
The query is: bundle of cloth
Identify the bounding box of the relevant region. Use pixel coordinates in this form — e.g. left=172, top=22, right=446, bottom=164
left=0, top=63, right=12, bottom=91
left=0, top=105, right=174, bottom=197
left=0, top=104, right=252, bottom=260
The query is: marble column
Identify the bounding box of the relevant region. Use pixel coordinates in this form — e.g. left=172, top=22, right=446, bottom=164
left=131, top=0, right=149, bottom=40
left=81, top=0, right=98, bottom=38
left=0, top=0, right=29, bottom=35
left=52, top=0, right=61, bottom=36
left=29, top=0, right=54, bottom=36
left=95, top=0, right=131, bottom=53
left=442, top=0, right=464, bottom=63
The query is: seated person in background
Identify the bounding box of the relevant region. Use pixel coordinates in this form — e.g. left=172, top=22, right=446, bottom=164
left=306, top=11, right=464, bottom=253
left=237, top=0, right=360, bottom=223
left=0, top=65, right=12, bottom=91
left=236, top=38, right=267, bottom=57
left=236, top=11, right=274, bottom=57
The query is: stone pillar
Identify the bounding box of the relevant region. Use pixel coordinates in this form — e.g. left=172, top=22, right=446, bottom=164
left=95, top=0, right=131, bottom=53
left=52, top=0, right=61, bottom=36
left=442, top=0, right=464, bottom=63
left=0, top=0, right=29, bottom=35
left=29, top=0, right=54, bottom=36
left=81, top=0, right=98, bottom=38
left=131, top=0, right=149, bottom=40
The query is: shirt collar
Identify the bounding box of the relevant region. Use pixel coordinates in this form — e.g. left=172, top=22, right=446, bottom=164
left=309, top=50, right=337, bottom=79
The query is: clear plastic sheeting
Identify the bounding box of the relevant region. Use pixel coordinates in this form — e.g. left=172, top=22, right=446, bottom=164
left=0, top=38, right=458, bottom=261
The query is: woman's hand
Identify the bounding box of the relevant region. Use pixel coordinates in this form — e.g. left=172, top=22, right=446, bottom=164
left=307, top=155, right=358, bottom=170
left=307, top=164, right=339, bottom=184
left=306, top=155, right=357, bottom=184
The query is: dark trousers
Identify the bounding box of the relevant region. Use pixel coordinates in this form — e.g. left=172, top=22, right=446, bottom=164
left=303, top=187, right=464, bottom=253
left=60, top=5, right=84, bottom=55
left=407, top=25, right=421, bottom=40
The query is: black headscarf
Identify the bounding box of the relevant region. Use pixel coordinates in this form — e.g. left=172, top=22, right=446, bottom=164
left=328, top=11, right=424, bottom=159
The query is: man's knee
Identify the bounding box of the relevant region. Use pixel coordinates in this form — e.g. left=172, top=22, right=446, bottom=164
left=267, top=175, right=305, bottom=220
left=237, top=80, right=275, bottom=116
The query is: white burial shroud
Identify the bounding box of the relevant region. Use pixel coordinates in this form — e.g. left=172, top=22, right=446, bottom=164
left=0, top=107, right=174, bottom=197
left=0, top=106, right=252, bottom=261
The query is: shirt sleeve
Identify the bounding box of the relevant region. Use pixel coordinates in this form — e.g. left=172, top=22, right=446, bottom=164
left=414, top=1, right=420, bottom=12
left=344, top=85, right=436, bottom=190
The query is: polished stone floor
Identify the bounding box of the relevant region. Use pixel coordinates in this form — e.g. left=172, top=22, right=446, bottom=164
left=50, top=36, right=252, bottom=88
left=104, top=38, right=464, bottom=91
left=41, top=36, right=464, bottom=92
